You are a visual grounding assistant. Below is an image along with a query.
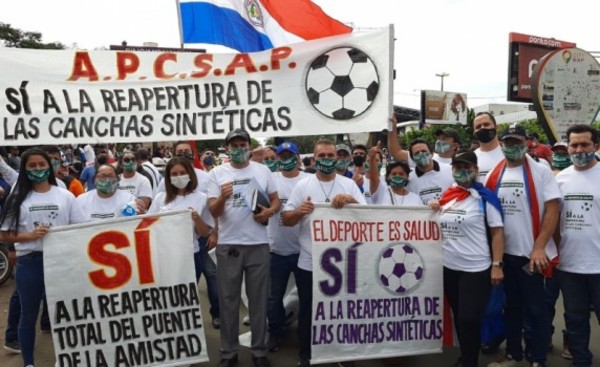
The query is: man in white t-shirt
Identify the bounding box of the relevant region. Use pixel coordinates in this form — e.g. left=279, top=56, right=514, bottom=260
left=407, top=138, right=454, bottom=205
left=282, top=138, right=366, bottom=367
left=433, top=127, right=461, bottom=166
left=208, top=129, right=280, bottom=367
left=485, top=124, right=560, bottom=367
left=473, top=112, right=504, bottom=182
left=555, top=124, right=600, bottom=367
left=266, top=141, right=307, bottom=352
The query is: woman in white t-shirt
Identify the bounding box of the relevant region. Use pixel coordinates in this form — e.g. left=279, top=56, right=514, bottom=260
left=77, top=164, right=141, bottom=221
left=0, top=148, right=88, bottom=367
left=117, top=151, right=153, bottom=211
left=434, top=150, right=505, bottom=367
left=148, top=157, right=214, bottom=281
left=367, top=145, right=423, bottom=206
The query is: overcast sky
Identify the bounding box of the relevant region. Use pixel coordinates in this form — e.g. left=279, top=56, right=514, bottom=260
left=1, top=0, right=597, bottom=110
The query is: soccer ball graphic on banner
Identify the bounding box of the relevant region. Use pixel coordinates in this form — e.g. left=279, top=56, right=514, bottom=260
left=305, top=47, right=379, bottom=120
left=378, top=242, right=424, bottom=294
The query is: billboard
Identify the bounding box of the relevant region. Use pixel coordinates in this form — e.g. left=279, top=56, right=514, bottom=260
left=507, top=32, right=576, bottom=102
left=420, top=90, right=467, bottom=126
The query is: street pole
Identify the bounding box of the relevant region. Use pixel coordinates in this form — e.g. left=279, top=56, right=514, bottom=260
left=435, top=72, right=449, bottom=91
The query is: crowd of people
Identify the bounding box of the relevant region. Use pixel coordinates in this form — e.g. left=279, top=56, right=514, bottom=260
left=0, top=111, right=599, bottom=367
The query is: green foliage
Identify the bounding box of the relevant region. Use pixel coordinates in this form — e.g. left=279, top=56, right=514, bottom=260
left=400, top=124, right=473, bottom=149
left=0, top=22, right=65, bottom=49
left=497, top=119, right=548, bottom=143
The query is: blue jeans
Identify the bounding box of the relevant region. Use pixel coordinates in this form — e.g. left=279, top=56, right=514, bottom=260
left=296, top=268, right=312, bottom=361
left=503, top=254, right=550, bottom=364
left=267, top=252, right=300, bottom=338
left=194, top=237, right=219, bottom=318
left=15, top=252, right=45, bottom=366
left=557, top=270, right=600, bottom=367
left=5, top=288, right=20, bottom=342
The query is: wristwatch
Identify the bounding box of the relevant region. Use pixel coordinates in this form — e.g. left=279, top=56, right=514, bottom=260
left=492, top=261, right=504, bottom=268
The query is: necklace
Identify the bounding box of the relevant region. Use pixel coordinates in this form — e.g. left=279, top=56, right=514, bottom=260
left=317, top=175, right=336, bottom=202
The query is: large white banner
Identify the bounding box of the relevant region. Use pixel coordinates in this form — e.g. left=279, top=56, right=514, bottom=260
left=310, top=205, right=443, bottom=364
left=44, top=211, right=208, bottom=367
left=0, top=26, right=392, bottom=146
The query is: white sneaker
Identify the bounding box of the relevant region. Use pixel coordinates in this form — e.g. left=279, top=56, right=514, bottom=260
left=487, top=354, right=522, bottom=367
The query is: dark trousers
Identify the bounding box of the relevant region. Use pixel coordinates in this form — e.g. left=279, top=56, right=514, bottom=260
left=267, top=252, right=300, bottom=338
left=557, top=270, right=600, bottom=367
left=296, top=268, right=313, bottom=361
left=444, top=267, right=491, bottom=367
left=504, top=254, right=551, bottom=364
left=194, top=237, right=219, bottom=318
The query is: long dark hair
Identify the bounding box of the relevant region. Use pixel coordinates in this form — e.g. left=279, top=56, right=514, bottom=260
left=164, top=157, right=198, bottom=204
left=0, top=148, right=58, bottom=234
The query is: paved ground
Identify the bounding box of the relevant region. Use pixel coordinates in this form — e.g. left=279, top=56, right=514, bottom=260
left=1, top=276, right=598, bottom=367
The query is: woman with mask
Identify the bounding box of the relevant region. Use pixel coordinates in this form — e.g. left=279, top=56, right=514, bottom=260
left=366, top=144, right=422, bottom=206
left=148, top=157, right=214, bottom=282
left=76, top=164, right=142, bottom=220
left=117, top=151, right=153, bottom=212
left=433, top=149, right=505, bottom=367
left=0, top=148, right=88, bottom=367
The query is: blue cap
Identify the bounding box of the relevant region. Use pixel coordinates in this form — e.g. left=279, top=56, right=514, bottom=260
left=276, top=141, right=300, bottom=155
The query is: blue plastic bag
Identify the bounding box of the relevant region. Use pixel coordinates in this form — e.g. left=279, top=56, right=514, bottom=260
left=481, top=283, right=506, bottom=344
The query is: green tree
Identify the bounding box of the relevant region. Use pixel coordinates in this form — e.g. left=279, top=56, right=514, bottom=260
left=0, top=22, right=64, bottom=49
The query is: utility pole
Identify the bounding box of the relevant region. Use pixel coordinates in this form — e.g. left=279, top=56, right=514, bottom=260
left=435, top=72, right=449, bottom=91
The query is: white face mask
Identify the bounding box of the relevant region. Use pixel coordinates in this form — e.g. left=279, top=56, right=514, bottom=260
left=170, top=174, right=191, bottom=189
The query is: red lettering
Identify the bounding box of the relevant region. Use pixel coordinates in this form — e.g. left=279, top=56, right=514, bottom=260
left=116, top=52, right=140, bottom=80
left=191, top=54, right=213, bottom=78
left=154, top=53, right=177, bottom=79
left=68, top=52, right=99, bottom=81
left=224, top=54, right=257, bottom=75
left=88, top=231, right=131, bottom=290
left=271, top=47, right=292, bottom=70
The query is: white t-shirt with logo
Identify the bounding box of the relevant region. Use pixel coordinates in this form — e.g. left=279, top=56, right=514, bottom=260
left=77, top=189, right=136, bottom=221
left=284, top=174, right=366, bottom=271
left=408, top=163, right=454, bottom=204
left=432, top=153, right=452, bottom=166
left=484, top=156, right=560, bottom=258
left=0, top=186, right=88, bottom=256
left=371, top=184, right=424, bottom=206
left=475, top=146, right=504, bottom=181
left=148, top=190, right=214, bottom=253
left=118, top=172, right=153, bottom=199
left=438, top=191, right=503, bottom=272
left=267, top=171, right=308, bottom=256
left=555, top=164, right=600, bottom=274
left=207, top=162, right=276, bottom=245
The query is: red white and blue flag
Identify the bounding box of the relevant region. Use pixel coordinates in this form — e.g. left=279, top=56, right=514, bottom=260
left=178, top=0, right=352, bottom=52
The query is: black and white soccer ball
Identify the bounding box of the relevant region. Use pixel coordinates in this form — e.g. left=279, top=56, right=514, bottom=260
left=378, top=242, right=424, bottom=295
left=305, top=47, right=379, bottom=120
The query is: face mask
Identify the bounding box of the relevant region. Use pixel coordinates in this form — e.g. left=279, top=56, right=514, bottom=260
left=501, top=145, right=527, bottom=162
left=434, top=140, right=451, bottom=154
left=475, top=128, right=497, bottom=143
left=51, top=158, right=61, bottom=173
left=452, top=169, right=476, bottom=184
left=335, top=159, right=350, bottom=171
left=315, top=158, right=337, bottom=175
left=229, top=148, right=250, bottom=164
left=26, top=168, right=51, bottom=183
left=389, top=176, right=408, bottom=188
left=123, top=161, right=136, bottom=172
left=171, top=174, right=191, bottom=189
left=570, top=152, right=596, bottom=168
left=95, top=179, right=118, bottom=195
left=97, top=156, right=108, bottom=165
left=264, top=160, right=280, bottom=172
left=176, top=152, right=195, bottom=161
left=413, top=152, right=433, bottom=167
left=280, top=157, right=297, bottom=172
left=552, top=154, right=572, bottom=170
left=203, top=156, right=215, bottom=166
left=352, top=155, right=365, bottom=167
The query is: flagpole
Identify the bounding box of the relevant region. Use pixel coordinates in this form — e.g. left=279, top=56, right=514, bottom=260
left=388, top=24, right=395, bottom=119
left=175, top=0, right=185, bottom=49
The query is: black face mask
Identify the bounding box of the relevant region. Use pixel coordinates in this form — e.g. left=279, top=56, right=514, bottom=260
left=97, top=156, right=108, bottom=165
left=352, top=155, right=365, bottom=167
left=475, top=128, right=496, bottom=143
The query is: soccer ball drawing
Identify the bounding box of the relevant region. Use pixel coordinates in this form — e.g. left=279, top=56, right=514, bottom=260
left=305, top=47, right=380, bottom=120
left=378, top=242, right=424, bottom=294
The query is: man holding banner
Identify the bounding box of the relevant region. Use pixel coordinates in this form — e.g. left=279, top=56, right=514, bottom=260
left=208, top=128, right=280, bottom=367
left=282, top=138, right=366, bottom=367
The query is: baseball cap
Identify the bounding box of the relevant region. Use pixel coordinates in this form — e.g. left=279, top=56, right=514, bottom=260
left=551, top=141, right=568, bottom=151
left=336, top=144, right=351, bottom=155
left=451, top=150, right=478, bottom=166
left=500, top=123, right=527, bottom=141
left=225, top=128, right=251, bottom=144
left=435, top=128, right=462, bottom=143
left=276, top=141, right=300, bottom=155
